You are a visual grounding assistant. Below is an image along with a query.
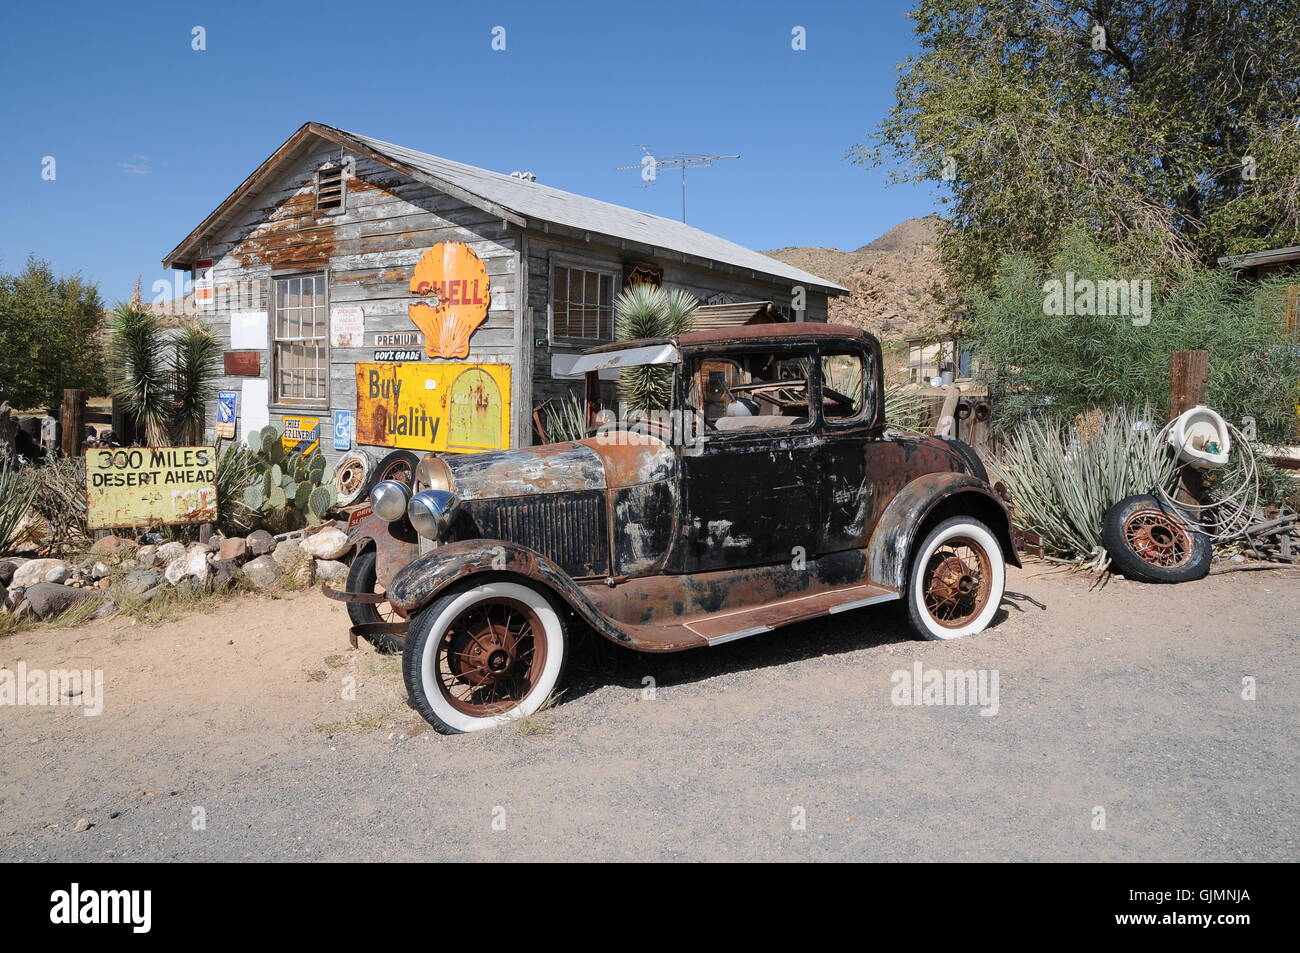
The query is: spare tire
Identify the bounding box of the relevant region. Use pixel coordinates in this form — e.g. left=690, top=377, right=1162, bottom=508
left=367, top=449, right=421, bottom=493
left=333, top=449, right=375, bottom=506
left=1102, top=493, right=1212, bottom=583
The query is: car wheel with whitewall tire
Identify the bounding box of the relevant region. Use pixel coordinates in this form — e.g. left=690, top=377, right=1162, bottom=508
left=907, top=515, right=1006, bottom=640
left=402, top=580, right=568, bottom=734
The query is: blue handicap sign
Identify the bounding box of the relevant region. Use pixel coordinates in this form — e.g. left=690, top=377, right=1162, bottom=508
left=333, top=410, right=353, bottom=451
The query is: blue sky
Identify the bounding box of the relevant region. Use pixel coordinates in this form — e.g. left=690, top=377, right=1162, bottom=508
left=0, top=0, right=936, bottom=304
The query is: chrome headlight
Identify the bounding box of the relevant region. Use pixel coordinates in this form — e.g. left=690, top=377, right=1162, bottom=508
left=370, top=480, right=411, bottom=522
left=415, top=453, right=453, bottom=492
left=407, top=489, right=460, bottom=540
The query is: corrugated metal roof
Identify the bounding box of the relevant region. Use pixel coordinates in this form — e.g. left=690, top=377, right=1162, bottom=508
left=691, top=300, right=785, bottom=330
left=333, top=127, right=846, bottom=294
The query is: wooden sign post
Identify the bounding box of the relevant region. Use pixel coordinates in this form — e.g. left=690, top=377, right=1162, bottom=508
left=1168, top=350, right=1209, bottom=506
left=59, top=389, right=84, bottom=457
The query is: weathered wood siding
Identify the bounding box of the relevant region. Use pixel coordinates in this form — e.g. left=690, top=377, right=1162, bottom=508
left=193, top=142, right=523, bottom=462
left=523, top=230, right=830, bottom=411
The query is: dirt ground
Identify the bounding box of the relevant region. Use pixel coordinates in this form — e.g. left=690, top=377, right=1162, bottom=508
left=0, top=562, right=1296, bottom=862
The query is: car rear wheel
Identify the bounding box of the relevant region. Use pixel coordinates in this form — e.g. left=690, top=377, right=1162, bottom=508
left=906, top=516, right=1006, bottom=640
left=402, top=580, right=568, bottom=734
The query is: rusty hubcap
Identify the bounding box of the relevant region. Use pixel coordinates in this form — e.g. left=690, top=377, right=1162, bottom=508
left=1123, top=509, right=1192, bottom=568
left=922, top=537, right=992, bottom=628
left=435, top=599, right=546, bottom=716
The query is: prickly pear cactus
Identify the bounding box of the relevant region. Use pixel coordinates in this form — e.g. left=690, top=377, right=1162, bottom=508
left=241, top=425, right=340, bottom=531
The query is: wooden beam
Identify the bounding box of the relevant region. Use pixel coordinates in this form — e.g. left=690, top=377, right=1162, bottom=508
left=59, top=389, right=84, bottom=457
left=1168, top=350, right=1209, bottom=506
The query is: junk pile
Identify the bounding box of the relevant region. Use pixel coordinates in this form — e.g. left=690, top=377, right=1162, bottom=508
left=1102, top=404, right=1297, bottom=582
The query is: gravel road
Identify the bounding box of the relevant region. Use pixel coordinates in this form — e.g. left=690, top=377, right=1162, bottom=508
left=1, top=564, right=1296, bottom=862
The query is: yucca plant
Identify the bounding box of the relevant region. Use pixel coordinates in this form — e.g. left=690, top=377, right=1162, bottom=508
left=108, top=305, right=220, bottom=446
left=108, top=305, right=170, bottom=446
left=615, top=285, right=699, bottom=411
left=988, top=405, right=1179, bottom=563
left=171, top=323, right=221, bottom=444
left=0, top=464, right=37, bottom=555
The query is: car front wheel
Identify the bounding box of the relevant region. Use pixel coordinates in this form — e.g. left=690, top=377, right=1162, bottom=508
left=402, top=580, right=568, bottom=734
left=906, top=516, right=1006, bottom=640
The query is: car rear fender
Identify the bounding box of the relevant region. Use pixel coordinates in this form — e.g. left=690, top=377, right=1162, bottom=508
left=867, top=471, right=1020, bottom=591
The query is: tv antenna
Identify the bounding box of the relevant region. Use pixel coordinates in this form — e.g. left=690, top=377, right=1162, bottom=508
left=616, top=145, right=740, bottom=223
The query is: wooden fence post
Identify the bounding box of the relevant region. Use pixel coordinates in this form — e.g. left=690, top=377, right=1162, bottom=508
left=1168, top=350, right=1208, bottom=506
left=59, top=389, right=84, bottom=457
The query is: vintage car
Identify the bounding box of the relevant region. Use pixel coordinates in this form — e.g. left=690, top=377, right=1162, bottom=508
left=326, top=324, right=1019, bottom=733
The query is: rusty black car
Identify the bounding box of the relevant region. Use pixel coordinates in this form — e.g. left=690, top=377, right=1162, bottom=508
left=327, top=324, right=1019, bottom=733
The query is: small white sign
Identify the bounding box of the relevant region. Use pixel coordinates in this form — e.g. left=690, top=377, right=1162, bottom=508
left=230, top=311, right=268, bottom=350
left=331, top=307, right=365, bottom=348
left=239, top=379, right=270, bottom=441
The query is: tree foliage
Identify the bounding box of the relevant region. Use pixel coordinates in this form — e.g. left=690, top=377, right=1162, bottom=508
left=0, top=256, right=106, bottom=409
left=855, top=0, right=1300, bottom=287
left=970, top=232, right=1300, bottom=442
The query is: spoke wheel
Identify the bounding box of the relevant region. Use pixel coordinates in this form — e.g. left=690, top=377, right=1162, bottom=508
left=921, top=537, right=993, bottom=629
left=404, top=581, right=568, bottom=734
left=435, top=599, right=547, bottom=717
left=1122, top=509, right=1192, bottom=569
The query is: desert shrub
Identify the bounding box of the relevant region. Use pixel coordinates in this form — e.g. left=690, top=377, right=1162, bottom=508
left=989, top=406, right=1179, bottom=562
left=615, top=285, right=698, bottom=411
left=970, top=234, right=1300, bottom=444
left=20, top=455, right=90, bottom=554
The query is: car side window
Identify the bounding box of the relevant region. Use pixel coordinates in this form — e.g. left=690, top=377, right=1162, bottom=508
left=820, top=349, right=870, bottom=423
left=688, top=351, right=813, bottom=433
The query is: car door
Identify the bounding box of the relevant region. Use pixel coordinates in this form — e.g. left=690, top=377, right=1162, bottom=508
left=668, top=346, right=821, bottom=573
left=816, top=340, right=881, bottom=554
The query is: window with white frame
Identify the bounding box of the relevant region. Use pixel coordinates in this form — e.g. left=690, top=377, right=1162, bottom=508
left=273, top=273, right=328, bottom=404
left=552, top=263, right=616, bottom=341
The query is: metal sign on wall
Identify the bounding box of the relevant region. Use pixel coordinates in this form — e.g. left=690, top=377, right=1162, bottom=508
left=355, top=362, right=510, bottom=453
left=86, top=447, right=217, bottom=530
left=281, top=417, right=320, bottom=456
left=407, top=242, right=491, bottom=359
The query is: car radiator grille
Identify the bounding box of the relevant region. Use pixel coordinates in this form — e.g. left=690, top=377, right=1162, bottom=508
left=469, top=491, right=609, bottom=578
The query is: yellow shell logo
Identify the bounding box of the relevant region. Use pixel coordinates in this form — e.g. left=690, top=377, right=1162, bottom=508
left=408, top=242, right=491, bottom=359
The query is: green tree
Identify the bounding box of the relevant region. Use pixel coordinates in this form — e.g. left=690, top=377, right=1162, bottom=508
left=0, top=256, right=106, bottom=409
left=970, top=232, right=1300, bottom=443
left=855, top=0, right=1300, bottom=288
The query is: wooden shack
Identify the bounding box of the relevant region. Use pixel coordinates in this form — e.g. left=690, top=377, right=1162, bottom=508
left=161, top=122, right=845, bottom=463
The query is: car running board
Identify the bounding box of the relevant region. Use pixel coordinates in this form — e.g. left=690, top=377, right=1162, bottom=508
left=683, top=584, right=900, bottom=646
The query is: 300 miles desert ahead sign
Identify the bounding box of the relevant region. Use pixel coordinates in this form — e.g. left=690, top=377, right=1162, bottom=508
left=86, top=447, right=217, bottom=530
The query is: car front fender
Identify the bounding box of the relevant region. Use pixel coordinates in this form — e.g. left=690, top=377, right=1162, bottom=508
left=344, top=510, right=419, bottom=588
left=386, top=538, right=639, bottom=647
left=867, top=471, right=1021, bottom=592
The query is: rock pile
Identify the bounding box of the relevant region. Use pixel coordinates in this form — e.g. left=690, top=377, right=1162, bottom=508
left=0, top=525, right=352, bottom=623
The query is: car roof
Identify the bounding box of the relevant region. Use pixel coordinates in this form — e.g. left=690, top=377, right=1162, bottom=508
left=581, top=322, right=876, bottom=355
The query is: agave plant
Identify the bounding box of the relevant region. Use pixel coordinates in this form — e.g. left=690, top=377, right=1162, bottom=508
left=615, top=285, right=699, bottom=411
left=540, top=390, right=589, bottom=444
left=107, top=305, right=220, bottom=446
left=988, top=405, right=1179, bottom=562
left=0, top=464, right=36, bottom=556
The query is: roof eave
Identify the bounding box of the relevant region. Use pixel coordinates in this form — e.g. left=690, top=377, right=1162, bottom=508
left=161, top=122, right=527, bottom=270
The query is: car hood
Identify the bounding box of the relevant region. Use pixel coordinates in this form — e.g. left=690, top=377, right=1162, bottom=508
left=440, top=436, right=676, bottom=500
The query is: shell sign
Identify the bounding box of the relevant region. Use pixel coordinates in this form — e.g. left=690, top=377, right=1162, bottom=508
left=408, top=242, right=491, bottom=359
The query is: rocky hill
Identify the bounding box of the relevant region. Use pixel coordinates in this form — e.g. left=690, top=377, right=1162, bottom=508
left=763, top=215, right=950, bottom=344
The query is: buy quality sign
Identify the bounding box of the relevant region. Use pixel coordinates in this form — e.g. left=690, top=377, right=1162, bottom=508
left=354, top=362, right=510, bottom=453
